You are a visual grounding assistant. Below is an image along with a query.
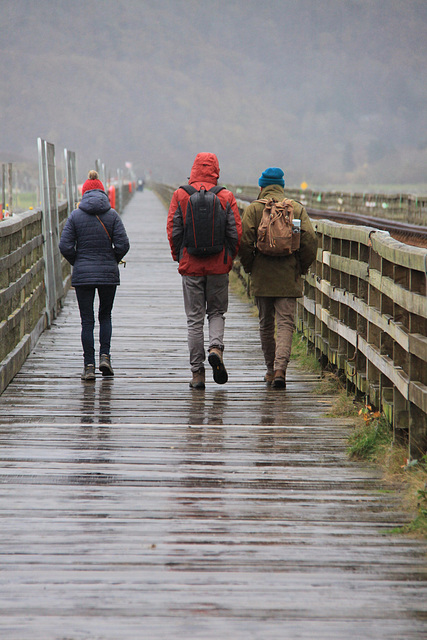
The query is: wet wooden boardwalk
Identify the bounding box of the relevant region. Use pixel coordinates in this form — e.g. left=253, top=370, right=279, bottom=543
left=0, top=190, right=426, bottom=639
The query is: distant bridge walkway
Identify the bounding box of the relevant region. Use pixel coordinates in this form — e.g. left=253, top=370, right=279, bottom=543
left=0, top=191, right=426, bottom=639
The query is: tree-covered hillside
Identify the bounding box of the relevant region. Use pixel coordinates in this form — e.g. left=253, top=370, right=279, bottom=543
left=1, top=0, right=426, bottom=188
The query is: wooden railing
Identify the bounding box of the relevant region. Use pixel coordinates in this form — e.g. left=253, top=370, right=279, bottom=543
left=300, top=219, right=426, bottom=456
left=0, top=181, right=133, bottom=395
left=152, top=183, right=427, bottom=456
left=0, top=203, right=65, bottom=393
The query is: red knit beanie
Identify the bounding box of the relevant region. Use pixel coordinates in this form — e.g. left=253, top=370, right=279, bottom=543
left=82, top=170, right=105, bottom=194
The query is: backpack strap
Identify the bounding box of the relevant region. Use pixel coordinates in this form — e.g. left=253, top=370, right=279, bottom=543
left=209, top=186, right=227, bottom=262
left=179, top=185, right=197, bottom=195
left=180, top=185, right=225, bottom=195
left=208, top=186, right=225, bottom=195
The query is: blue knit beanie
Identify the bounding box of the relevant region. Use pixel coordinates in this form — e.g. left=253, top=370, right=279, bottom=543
left=258, top=167, right=285, bottom=188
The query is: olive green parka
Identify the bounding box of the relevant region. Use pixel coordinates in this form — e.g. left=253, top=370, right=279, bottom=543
left=238, top=184, right=318, bottom=297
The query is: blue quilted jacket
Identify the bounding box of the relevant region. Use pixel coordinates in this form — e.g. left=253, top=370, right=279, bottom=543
left=59, top=189, right=130, bottom=286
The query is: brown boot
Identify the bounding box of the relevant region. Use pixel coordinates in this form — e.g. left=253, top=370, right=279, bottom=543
left=272, top=369, right=286, bottom=389
left=264, top=370, right=274, bottom=386
left=189, top=368, right=205, bottom=390
left=208, top=347, right=228, bottom=384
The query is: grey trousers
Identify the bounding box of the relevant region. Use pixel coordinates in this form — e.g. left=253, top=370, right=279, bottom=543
left=255, top=296, right=296, bottom=373
left=182, top=274, right=229, bottom=372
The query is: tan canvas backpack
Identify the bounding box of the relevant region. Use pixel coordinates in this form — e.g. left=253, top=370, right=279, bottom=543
left=255, top=198, right=301, bottom=256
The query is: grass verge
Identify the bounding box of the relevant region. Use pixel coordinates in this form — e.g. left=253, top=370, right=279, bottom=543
left=290, top=331, right=321, bottom=373
left=347, top=409, right=427, bottom=538
left=291, top=333, right=427, bottom=539
left=386, top=454, right=427, bottom=538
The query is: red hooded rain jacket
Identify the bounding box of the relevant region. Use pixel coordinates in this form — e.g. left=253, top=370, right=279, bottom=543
left=167, top=153, right=242, bottom=276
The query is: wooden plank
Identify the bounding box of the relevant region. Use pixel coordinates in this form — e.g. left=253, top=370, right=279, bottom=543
left=409, top=381, right=427, bottom=414
left=0, top=282, right=44, bottom=342
left=369, top=270, right=427, bottom=318
left=371, top=232, right=427, bottom=271
left=0, top=258, right=44, bottom=307
left=0, top=235, right=43, bottom=272
left=358, top=338, right=410, bottom=398
left=0, top=190, right=426, bottom=639
left=0, top=208, right=42, bottom=238
left=317, top=279, right=413, bottom=354
left=409, top=333, right=427, bottom=363
left=329, top=254, right=370, bottom=279
left=314, top=219, right=375, bottom=244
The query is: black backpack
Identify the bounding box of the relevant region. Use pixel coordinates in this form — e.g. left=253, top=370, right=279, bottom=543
left=180, top=185, right=226, bottom=256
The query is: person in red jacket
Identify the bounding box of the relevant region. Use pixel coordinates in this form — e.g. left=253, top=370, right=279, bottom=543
left=167, top=152, right=242, bottom=389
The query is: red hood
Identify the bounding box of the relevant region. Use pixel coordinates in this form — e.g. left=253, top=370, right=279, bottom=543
left=189, top=152, right=220, bottom=184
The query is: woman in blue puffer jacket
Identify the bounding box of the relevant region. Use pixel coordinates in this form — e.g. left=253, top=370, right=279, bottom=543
left=59, top=170, right=130, bottom=380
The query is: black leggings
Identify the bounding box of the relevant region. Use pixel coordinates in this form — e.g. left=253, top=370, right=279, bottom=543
left=75, top=285, right=117, bottom=365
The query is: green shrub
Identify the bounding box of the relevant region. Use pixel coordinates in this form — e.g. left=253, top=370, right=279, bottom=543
left=291, top=332, right=321, bottom=372
left=347, top=412, right=393, bottom=461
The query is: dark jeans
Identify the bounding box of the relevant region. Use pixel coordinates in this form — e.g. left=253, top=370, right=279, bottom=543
left=75, top=285, right=117, bottom=365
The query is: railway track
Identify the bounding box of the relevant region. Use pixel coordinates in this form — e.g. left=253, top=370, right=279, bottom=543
left=237, top=194, right=427, bottom=248
left=307, top=207, right=427, bottom=247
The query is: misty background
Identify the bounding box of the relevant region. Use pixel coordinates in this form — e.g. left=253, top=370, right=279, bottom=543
left=1, top=0, right=426, bottom=192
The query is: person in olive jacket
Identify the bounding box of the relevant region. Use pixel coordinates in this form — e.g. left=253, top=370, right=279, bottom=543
left=239, top=167, right=317, bottom=388
left=59, top=170, right=130, bottom=380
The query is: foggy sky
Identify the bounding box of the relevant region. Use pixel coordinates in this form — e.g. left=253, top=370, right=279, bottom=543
left=1, top=0, right=426, bottom=190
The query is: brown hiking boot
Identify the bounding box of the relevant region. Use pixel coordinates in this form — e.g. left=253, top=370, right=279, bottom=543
left=189, top=368, right=205, bottom=390
left=208, top=347, right=228, bottom=384
left=272, top=369, right=286, bottom=389
left=264, top=371, right=274, bottom=386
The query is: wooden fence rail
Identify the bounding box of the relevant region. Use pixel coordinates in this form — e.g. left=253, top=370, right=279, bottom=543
left=297, top=220, right=427, bottom=458
left=0, top=173, right=133, bottom=395
left=152, top=183, right=427, bottom=457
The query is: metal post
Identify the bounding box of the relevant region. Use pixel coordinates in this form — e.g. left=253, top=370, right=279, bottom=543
left=117, top=168, right=123, bottom=214
left=8, top=163, right=12, bottom=213
left=64, top=148, right=78, bottom=214
left=95, top=158, right=102, bottom=182
left=1, top=164, right=5, bottom=217
left=38, top=138, right=64, bottom=326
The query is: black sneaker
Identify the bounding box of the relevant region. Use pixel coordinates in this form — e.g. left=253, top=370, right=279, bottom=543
left=81, top=364, right=96, bottom=381
left=208, top=348, right=228, bottom=385
left=99, top=354, right=114, bottom=377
